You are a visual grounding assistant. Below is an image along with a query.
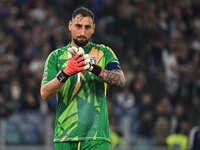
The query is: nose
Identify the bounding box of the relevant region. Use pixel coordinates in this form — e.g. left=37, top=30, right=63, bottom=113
left=80, top=27, right=86, bottom=36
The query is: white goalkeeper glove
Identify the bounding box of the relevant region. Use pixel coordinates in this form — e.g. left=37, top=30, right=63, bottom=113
left=68, top=46, right=85, bottom=58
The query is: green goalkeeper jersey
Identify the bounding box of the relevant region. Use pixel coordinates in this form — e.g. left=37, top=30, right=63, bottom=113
left=41, top=42, right=119, bottom=143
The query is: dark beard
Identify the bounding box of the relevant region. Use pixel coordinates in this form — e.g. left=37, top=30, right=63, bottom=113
left=73, top=38, right=89, bottom=47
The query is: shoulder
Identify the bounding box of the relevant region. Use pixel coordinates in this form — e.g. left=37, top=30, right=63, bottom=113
left=48, top=45, right=69, bottom=58
left=92, top=43, right=113, bottom=52
left=53, top=45, right=69, bottom=55
left=91, top=43, right=115, bottom=57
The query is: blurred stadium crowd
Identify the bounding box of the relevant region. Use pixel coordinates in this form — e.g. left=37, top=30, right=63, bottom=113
left=0, top=0, right=200, bottom=148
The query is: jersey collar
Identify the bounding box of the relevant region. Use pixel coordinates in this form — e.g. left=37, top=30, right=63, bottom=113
left=83, top=42, right=92, bottom=53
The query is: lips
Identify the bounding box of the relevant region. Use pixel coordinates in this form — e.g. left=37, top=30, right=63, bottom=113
left=78, top=37, right=86, bottom=41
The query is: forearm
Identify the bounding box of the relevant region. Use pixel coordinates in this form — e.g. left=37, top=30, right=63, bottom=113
left=41, top=53, right=90, bottom=101
left=40, top=78, right=64, bottom=101
left=99, top=69, right=125, bottom=88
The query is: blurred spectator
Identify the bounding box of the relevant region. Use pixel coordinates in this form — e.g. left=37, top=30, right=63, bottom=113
left=153, top=96, right=171, bottom=145
left=0, top=95, right=12, bottom=118
left=137, top=93, right=154, bottom=138
left=110, top=124, right=124, bottom=150
left=183, top=52, right=200, bottom=87
left=9, top=77, right=21, bottom=102
left=166, top=124, right=188, bottom=150
left=154, top=96, right=171, bottom=120
left=101, top=0, right=116, bottom=17
left=8, top=77, right=22, bottom=110
left=115, top=86, right=136, bottom=133
left=138, top=93, right=154, bottom=116
left=29, top=1, right=47, bottom=22
left=170, top=104, right=189, bottom=134
left=137, top=109, right=155, bottom=145
left=169, top=5, right=186, bottom=40
left=138, top=108, right=154, bottom=138
left=29, top=54, right=45, bottom=73
left=20, top=91, right=40, bottom=111
left=189, top=122, right=200, bottom=150
left=154, top=117, right=169, bottom=146
left=0, top=71, right=10, bottom=101
left=131, top=71, right=147, bottom=104
left=191, top=32, right=200, bottom=51
left=192, top=0, right=200, bottom=18
left=162, top=40, right=179, bottom=100
left=158, top=10, right=169, bottom=33
left=97, top=13, right=122, bottom=56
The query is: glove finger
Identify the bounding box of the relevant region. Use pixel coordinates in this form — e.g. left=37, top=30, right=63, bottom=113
left=76, top=54, right=89, bottom=63
left=68, top=47, right=78, bottom=55
left=77, top=57, right=90, bottom=66
left=77, top=60, right=86, bottom=66
left=83, top=54, right=89, bottom=59
left=71, top=46, right=78, bottom=54
left=77, top=47, right=85, bottom=55
left=68, top=52, right=73, bottom=58
left=76, top=55, right=85, bottom=62
left=74, top=54, right=80, bottom=60
left=88, top=64, right=93, bottom=71
left=68, top=48, right=74, bottom=54
left=78, top=58, right=90, bottom=66
left=84, top=63, right=90, bottom=70
left=84, top=57, right=90, bottom=64
left=77, top=65, right=85, bottom=72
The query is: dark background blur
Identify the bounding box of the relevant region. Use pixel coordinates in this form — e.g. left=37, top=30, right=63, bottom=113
left=0, top=0, right=200, bottom=149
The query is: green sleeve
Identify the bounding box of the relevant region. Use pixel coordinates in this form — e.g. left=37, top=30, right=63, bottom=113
left=41, top=51, right=58, bottom=85
left=104, top=46, right=119, bottom=67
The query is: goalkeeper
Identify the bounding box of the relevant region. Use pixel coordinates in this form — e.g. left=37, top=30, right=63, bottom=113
left=40, top=7, right=125, bottom=150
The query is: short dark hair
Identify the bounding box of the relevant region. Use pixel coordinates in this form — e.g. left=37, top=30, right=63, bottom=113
left=72, top=7, right=94, bottom=23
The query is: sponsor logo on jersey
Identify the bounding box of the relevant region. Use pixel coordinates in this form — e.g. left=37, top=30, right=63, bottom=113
left=90, top=56, right=97, bottom=64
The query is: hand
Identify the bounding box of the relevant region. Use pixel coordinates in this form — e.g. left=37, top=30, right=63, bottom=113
left=68, top=46, right=85, bottom=58
left=63, top=54, right=90, bottom=76
left=87, top=63, right=103, bottom=76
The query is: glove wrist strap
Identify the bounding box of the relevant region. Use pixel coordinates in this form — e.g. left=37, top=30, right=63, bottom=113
left=56, top=70, right=70, bottom=84
left=91, top=64, right=103, bottom=76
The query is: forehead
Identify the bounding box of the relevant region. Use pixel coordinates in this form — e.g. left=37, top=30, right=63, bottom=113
left=72, top=15, right=93, bottom=25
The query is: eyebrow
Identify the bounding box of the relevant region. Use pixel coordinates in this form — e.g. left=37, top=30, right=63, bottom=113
left=75, top=23, right=92, bottom=27
left=85, top=25, right=91, bottom=28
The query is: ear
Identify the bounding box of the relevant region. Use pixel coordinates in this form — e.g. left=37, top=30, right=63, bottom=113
left=68, top=20, right=72, bottom=31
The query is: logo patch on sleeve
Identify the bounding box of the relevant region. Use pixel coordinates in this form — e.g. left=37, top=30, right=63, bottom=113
left=90, top=56, right=97, bottom=64
left=43, top=72, right=47, bottom=79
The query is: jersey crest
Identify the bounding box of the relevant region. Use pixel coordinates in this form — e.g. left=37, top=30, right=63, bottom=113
left=90, top=56, right=97, bottom=64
